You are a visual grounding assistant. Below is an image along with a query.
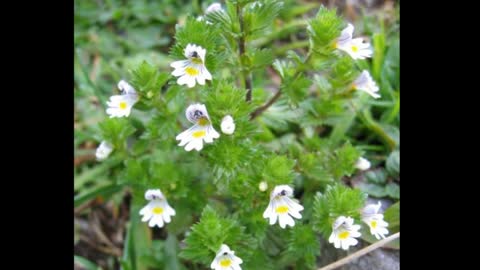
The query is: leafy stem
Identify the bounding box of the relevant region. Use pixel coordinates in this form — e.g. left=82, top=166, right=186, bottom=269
left=250, top=48, right=313, bottom=120
left=236, top=2, right=253, bottom=102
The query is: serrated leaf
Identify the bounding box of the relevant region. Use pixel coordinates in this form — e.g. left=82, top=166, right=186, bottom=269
left=249, top=48, right=274, bottom=70
left=307, top=5, right=342, bottom=52
left=313, top=184, right=367, bottom=238
left=243, top=0, right=284, bottom=39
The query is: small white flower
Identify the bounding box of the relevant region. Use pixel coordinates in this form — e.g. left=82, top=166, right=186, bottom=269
left=210, top=244, right=243, bottom=270
left=352, top=71, right=380, bottom=99
left=206, top=2, right=222, bottom=14
left=220, top=115, right=235, bottom=135
left=139, top=189, right=176, bottom=228
left=176, top=104, right=220, bottom=151
left=263, top=185, right=304, bottom=229
left=170, top=44, right=212, bottom=88
left=355, top=157, right=371, bottom=171
left=95, top=141, right=113, bottom=161
left=335, top=23, right=372, bottom=60
left=361, top=201, right=389, bottom=240
left=106, top=80, right=139, bottom=118
left=328, top=216, right=362, bottom=250
left=259, top=181, right=268, bottom=192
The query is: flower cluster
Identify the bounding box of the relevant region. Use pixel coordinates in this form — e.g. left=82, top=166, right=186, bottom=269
left=328, top=201, right=389, bottom=250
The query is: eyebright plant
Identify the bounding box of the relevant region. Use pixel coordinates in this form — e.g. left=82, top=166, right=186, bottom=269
left=80, top=1, right=400, bottom=269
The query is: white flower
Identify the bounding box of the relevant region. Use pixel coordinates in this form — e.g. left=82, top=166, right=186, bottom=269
left=335, top=23, right=372, bottom=60
left=352, top=71, right=380, bottom=98
left=210, top=244, right=243, bottom=270
left=263, top=185, right=304, bottom=229
left=139, top=189, right=176, bottom=228
left=355, top=157, right=371, bottom=171
left=361, top=201, right=389, bottom=240
left=170, top=44, right=212, bottom=88
left=329, top=216, right=362, bottom=250
left=95, top=141, right=113, bottom=161
left=220, top=115, right=235, bottom=135
left=106, top=80, right=139, bottom=118
left=206, top=3, right=222, bottom=14
left=176, top=104, right=220, bottom=151
left=259, top=181, right=268, bottom=192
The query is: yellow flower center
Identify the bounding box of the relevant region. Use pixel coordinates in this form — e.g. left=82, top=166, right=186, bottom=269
left=333, top=41, right=338, bottom=48
left=185, top=66, right=199, bottom=76
left=192, top=130, right=206, bottom=138
left=197, top=118, right=209, bottom=126
left=119, top=101, right=128, bottom=110
left=370, top=220, right=377, bottom=229
left=275, top=205, right=289, bottom=214
left=351, top=45, right=358, bottom=52
left=338, top=231, right=350, bottom=240
left=191, top=57, right=203, bottom=65
left=219, top=259, right=232, bottom=267
left=350, top=83, right=357, bottom=90
left=152, top=207, right=163, bottom=215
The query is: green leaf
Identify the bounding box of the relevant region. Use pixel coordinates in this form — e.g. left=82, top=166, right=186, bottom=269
left=329, top=141, right=360, bottom=178
left=385, top=182, right=400, bottom=199
left=261, top=155, right=296, bottom=188
left=384, top=201, right=400, bottom=231
left=74, top=255, right=102, bottom=270
left=313, top=184, right=367, bottom=238
left=123, top=201, right=153, bottom=270
left=243, top=0, right=284, bottom=39
left=307, top=5, right=342, bottom=54
left=74, top=184, right=125, bottom=208
left=130, top=61, right=170, bottom=98
left=386, top=150, right=400, bottom=176
left=356, top=182, right=388, bottom=198
left=179, top=205, right=256, bottom=267
left=281, top=73, right=311, bottom=107
left=164, top=234, right=182, bottom=270
left=365, top=170, right=387, bottom=185
left=283, top=225, right=320, bottom=269
left=170, top=17, right=223, bottom=74
left=74, top=162, right=112, bottom=191
left=248, top=48, right=275, bottom=70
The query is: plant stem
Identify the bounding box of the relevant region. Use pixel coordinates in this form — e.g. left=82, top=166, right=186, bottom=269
left=237, top=3, right=252, bottom=102
left=250, top=51, right=312, bottom=120
left=318, top=232, right=400, bottom=270
left=250, top=89, right=282, bottom=119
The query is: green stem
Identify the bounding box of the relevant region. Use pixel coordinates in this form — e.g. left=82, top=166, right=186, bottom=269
left=360, top=110, right=397, bottom=150
left=274, top=40, right=310, bottom=56
left=236, top=2, right=252, bottom=102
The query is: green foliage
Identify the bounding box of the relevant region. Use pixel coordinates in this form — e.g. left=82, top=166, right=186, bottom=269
left=129, top=61, right=170, bottom=107
left=313, top=184, right=367, bottom=238
left=170, top=17, right=224, bottom=74
left=99, top=118, right=136, bottom=151
left=386, top=150, right=400, bottom=176
left=179, top=205, right=255, bottom=267
left=357, top=150, right=399, bottom=199
left=283, top=225, right=320, bottom=269
left=330, top=141, right=360, bottom=178
left=243, top=0, right=284, bottom=39
left=307, top=5, right=343, bottom=54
